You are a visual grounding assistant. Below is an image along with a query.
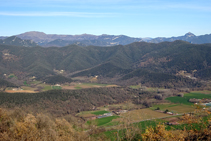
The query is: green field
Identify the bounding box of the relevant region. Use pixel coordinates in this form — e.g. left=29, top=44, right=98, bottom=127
left=104, top=119, right=163, bottom=141
left=42, top=85, right=52, bottom=91
left=96, top=116, right=119, bottom=126
left=8, top=74, right=17, bottom=79
left=104, top=114, right=211, bottom=141
left=74, top=86, right=82, bottom=89
left=87, top=116, right=119, bottom=127
left=166, top=92, right=211, bottom=105
left=52, top=86, right=62, bottom=89
left=23, top=81, right=30, bottom=86
left=130, top=85, right=141, bottom=89
left=91, top=111, right=109, bottom=115
left=150, top=104, right=179, bottom=110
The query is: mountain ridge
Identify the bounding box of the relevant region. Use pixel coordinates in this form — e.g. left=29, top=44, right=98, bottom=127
left=0, top=36, right=38, bottom=47
left=0, top=31, right=210, bottom=47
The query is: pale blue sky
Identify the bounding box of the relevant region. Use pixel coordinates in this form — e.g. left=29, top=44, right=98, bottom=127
left=0, top=0, right=211, bottom=38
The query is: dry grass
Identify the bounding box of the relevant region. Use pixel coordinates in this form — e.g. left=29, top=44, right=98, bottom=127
left=114, top=108, right=168, bottom=123
left=166, top=105, right=194, bottom=114
left=106, top=85, right=118, bottom=87
left=164, top=117, right=179, bottom=122
left=21, top=86, right=37, bottom=91
left=61, top=86, right=76, bottom=90
left=79, top=114, right=96, bottom=118
left=62, top=83, right=117, bottom=90
left=5, top=90, right=36, bottom=93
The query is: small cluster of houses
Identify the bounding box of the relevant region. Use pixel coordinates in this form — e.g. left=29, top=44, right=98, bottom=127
left=12, top=88, right=23, bottom=91
left=85, top=110, right=128, bottom=120
left=97, top=113, right=113, bottom=119
left=166, top=111, right=179, bottom=115
left=155, top=109, right=178, bottom=115
left=197, top=102, right=211, bottom=107
left=113, top=110, right=127, bottom=115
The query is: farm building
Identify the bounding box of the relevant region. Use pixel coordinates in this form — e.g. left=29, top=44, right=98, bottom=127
left=114, top=110, right=128, bottom=115
left=166, top=112, right=173, bottom=115
left=97, top=113, right=113, bottom=118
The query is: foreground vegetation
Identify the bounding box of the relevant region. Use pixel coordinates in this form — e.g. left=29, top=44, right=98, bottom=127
left=1, top=105, right=211, bottom=141
left=1, top=87, right=211, bottom=140
left=0, top=108, right=90, bottom=141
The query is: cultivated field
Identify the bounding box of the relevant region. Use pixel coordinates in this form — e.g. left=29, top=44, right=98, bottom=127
left=166, top=92, right=211, bottom=105
left=151, top=104, right=195, bottom=114
left=113, top=108, right=169, bottom=123
left=4, top=82, right=117, bottom=93
left=62, top=83, right=117, bottom=90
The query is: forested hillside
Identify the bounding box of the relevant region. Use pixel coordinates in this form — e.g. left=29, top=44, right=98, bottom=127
left=0, top=40, right=211, bottom=87
left=0, top=87, right=156, bottom=116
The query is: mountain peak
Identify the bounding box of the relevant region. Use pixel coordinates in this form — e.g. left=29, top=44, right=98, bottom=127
left=20, top=31, right=47, bottom=36
left=185, top=32, right=196, bottom=37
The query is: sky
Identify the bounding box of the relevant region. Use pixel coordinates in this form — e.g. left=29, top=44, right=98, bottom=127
left=0, top=0, right=211, bottom=38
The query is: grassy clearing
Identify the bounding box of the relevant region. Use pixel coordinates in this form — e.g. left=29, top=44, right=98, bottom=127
left=42, top=85, right=52, bottom=91
left=23, top=81, right=30, bottom=86
left=21, top=86, right=36, bottom=91
left=83, top=83, right=110, bottom=86
left=87, top=116, right=119, bottom=126
left=30, top=81, right=42, bottom=84
left=102, top=121, right=120, bottom=127
left=96, top=116, right=119, bottom=126
left=166, top=92, right=211, bottom=105
left=91, top=111, right=109, bottom=115
left=166, top=96, right=192, bottom=105
left=130, top=85, right=141, bottom=89
left=74, top=86, right=82, bottom=89
left=62, top=82, right=117, bottom=90
left=8, top=74, right=17, bottom=79
left=52, top=86, right=62, bottom=89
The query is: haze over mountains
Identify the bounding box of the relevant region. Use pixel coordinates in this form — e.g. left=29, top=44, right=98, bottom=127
left=1, top=31, right=211, bottom=47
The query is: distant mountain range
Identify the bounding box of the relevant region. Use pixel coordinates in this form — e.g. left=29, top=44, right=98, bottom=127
left=148, top=32, right=211, bottom=44
left=1, top=31, right=211, bottom=47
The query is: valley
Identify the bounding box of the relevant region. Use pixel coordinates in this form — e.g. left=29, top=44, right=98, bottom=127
left=0, top=38, right=211, bottom=140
